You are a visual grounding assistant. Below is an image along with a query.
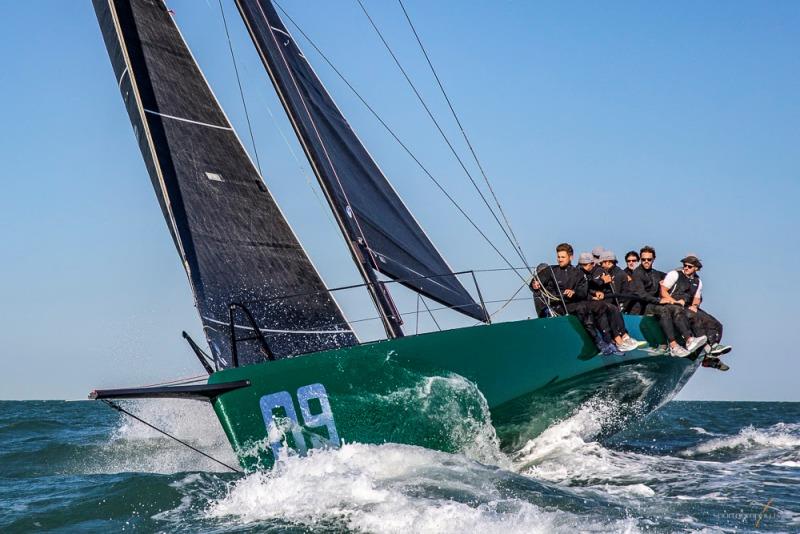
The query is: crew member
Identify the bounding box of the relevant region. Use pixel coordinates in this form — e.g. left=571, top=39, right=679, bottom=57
left=630, top=246, right=703, bottom=357
left=598, top=250, right=633, bottom=310
left=530, top=243, right=587, bottom=318
left=662, top=255, right=732, bottom=366
left=624, top=251, right=640, bottom=276
left=576, top=252, right=644, bottom=352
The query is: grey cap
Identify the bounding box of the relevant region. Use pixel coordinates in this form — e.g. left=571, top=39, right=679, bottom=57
left=578, top=252, right=594, bottom=265
left=591, top=246, right=605, bottom=258
left=599, top=250, right=617, bottom=262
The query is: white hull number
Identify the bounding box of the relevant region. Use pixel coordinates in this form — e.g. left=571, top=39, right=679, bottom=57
left=259, top=383, right=340, bottom=459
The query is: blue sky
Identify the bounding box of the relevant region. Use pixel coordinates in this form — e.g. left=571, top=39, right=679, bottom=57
left=1, top=1, right=798, bottom=400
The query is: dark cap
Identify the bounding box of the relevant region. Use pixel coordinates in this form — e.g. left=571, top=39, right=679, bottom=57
left=681, top=255, right=703, bottom=269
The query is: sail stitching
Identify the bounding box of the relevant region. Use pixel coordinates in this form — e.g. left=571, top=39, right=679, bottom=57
left=117, top=66, right=128, bottom=88
left=143, top=108, right=233, bottom=130
left=202, top=315, right=353, bottom=335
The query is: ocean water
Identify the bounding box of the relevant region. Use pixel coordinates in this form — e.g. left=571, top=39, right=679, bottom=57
left=1, top=399, right=798, bottom=533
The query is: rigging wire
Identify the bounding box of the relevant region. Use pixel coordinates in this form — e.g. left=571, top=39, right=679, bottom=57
left=396, top=0, right=531, bottom=275
left=101, top=400, right=242, bottom=474
left=420, top=295, right=442, bottom=331
left=217, top=0, right=263, bottom=176
left=354, top=0, right=531, bottom=275
left=248, top=67, right=339, bottom=229
left=129, top=374, right=209, bottom=389
left=272, top=1, right=527, bottom=284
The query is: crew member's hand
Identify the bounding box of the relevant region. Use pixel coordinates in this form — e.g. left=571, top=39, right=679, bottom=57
left=677, top=299, right=686, bottom=306
left=601, top=273, right=612, bottom=284
left=659, top=297, right=672, bottom=305
left=594, top=291, right=605, bottom=300
left=688, top=304, right=698, bottom=313
left=564, top=289, right=575, bottom=298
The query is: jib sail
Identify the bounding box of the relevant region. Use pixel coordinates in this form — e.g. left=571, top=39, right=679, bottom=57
left=93, top=0, right=358, bottom=367
left=234, top=0, right=487, bottom=323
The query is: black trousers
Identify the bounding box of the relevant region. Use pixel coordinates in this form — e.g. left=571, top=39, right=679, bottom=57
left=645, top=303, right=692, bottom=343
left=687, top=308, right=723, bottom=345
left=580, top=300, right=627, bottom=341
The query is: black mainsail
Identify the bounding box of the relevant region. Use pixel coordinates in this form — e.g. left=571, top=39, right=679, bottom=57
left=93, top=0, right=358, bottom=367
left=234, top=0, right=488, bottom=325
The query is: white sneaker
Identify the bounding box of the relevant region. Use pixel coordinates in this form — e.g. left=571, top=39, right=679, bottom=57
left=618, top=339, right=637, bottom=352
left=670, top=345, right=690, bottom=357
left=685, top=335, right=708, bottom=353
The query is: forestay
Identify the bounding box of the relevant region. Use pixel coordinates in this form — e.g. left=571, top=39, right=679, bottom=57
left=93, top=0, right=358, bottom=367
left=235, top=0, right=487, bottom=322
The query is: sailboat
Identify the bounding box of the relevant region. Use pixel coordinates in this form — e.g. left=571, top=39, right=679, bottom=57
left=90, top=0, right=701, bottom=470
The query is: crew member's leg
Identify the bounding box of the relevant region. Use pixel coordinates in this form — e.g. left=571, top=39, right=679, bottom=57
left=602, top=301, right=644, bottom=351
left=691, top=308, right=731, bottom=356
left=663, top=305, right=706, bottom=356
left=580, top=300, right=621, bottom=354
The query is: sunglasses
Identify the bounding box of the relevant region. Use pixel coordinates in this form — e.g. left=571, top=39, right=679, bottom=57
left=683, top=264, right=696, bottom=269
left=641, top=258, right=654, bottom=262
left=626, top=258, right=638, bottom=263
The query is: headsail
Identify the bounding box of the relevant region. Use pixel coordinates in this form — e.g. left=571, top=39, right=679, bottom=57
left=234, top=0, right=487, bottom=323
left=93, top=0, right=358, bottom=367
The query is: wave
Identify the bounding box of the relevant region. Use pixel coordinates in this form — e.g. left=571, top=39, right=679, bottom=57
left=207, top=443, right=641, bottom=533
left=81, top=399, right=238, bottom=474
left=679, top=423, right=800, bottom=460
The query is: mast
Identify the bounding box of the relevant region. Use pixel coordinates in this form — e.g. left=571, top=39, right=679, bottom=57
left=234, top=0, right=487, bottom=334
left=93, top=0, right=359, bottom=366
left=233, top=0, right=403, bottom=338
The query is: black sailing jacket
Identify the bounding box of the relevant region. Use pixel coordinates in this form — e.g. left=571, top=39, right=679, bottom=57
left=534, top=264, right=588, bottom=314
left=629, top=265, right=666, bottom=314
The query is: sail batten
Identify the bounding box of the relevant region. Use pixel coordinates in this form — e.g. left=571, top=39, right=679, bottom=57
left=235, top=0, right=487, bottom=323
left=94, top=0, right=358, bottom=367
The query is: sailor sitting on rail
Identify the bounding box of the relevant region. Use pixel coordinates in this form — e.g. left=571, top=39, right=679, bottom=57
left=662, top=255, right=732, bottom=368
left=575, top=252, right=645, bottom=353
left=530, top=244, right=644, bottom=354
left=628, top=246, right=704, bottom=357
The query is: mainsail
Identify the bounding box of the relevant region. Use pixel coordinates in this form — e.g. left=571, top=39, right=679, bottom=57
left=93, top=0, right=358, bottom=367
left=234, top=0, right=487, bottom=323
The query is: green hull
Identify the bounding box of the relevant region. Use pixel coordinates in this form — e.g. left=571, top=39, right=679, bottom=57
left=209, top=315, right=699, bottom=470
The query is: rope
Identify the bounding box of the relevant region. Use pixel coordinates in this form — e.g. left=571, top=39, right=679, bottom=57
left=547, top=265, right=569, bottom=315
left=271, top=1, right=527, bottom=284
left=397, top=0, right=532, bottom=275
left=217, top=0, right=262, bottom=176
left=355, top=0, right=531, bottom=275
left=102, top=400, right=242, bottom=474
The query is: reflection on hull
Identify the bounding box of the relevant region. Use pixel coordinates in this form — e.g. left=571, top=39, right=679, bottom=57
left=493, top=356, right=701, bottom=451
